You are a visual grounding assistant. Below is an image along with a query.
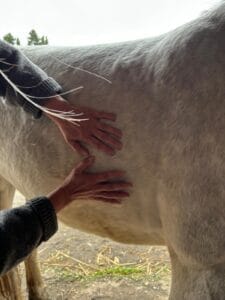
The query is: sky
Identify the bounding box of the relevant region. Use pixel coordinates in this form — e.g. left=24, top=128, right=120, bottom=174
left=0, top=0, right=220, bottom=46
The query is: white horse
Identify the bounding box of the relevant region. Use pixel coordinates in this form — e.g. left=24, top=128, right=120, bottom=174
left=1, top=2, right=225, bottom=299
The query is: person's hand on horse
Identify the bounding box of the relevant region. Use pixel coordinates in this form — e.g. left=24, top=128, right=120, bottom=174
left=47, top=156, right=132, bottom=212
left=44, top=96, right=122, bottom=156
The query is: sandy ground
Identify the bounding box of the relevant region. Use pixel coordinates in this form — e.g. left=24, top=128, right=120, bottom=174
left=15, top=193, right=171, bottom=300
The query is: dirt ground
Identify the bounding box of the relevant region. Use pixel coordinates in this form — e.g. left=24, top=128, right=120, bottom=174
left=16, top=193, right=171, bottom=300
left=38, top=225, right=171, bottom=300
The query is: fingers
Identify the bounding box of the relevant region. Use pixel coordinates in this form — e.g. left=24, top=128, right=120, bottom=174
left=91, top=190, right=130, bottom=204
left=93, top=197, right=122, bottom=204
left=97, top=123, right=122, bottom=138
left=89, top=136, right=115, bottom=156
left=95, top=191, right=130, bottom=198
left=94, top=170, right=126, bottom=182
left=95, top=111, right=116, bottom=121
left=94, top=130, right=122, bottom=151
left=74, top=156, right=95, bottom=174
left=95, top=182, right=132, bottom=192
left=69, top=140, right=89, bottom=156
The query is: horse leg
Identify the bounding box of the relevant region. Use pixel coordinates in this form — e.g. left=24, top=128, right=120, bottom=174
left=0, top=177, right=24, bottom=300
left=25, top=250, right=50, bottom=300
left=168, top=247, right=225, bottom=300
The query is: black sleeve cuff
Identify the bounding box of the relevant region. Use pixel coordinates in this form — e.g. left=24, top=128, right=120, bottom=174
left=0, top=41, right=63, bottom=118
left=27, top=196, right=58, bottom=241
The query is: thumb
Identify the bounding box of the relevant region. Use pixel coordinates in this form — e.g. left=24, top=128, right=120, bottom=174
left=74, top=156, right=95, bottom=174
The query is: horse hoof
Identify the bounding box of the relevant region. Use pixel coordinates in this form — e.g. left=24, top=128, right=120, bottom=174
left=28, top=286, right=51, bottom=300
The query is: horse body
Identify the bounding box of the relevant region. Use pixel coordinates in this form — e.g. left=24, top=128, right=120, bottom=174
left=0, top=37, right=166, bottom=245
left=1, top=3, right=225, bottom=299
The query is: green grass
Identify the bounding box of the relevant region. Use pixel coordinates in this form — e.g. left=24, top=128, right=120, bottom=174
left=42, top=263, right=170, bottom=283
left=93, top=266, right=143, bottom=277
left=40, top=249, right=171, bottom=283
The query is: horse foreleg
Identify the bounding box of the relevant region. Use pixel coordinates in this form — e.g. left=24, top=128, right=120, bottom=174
left=0, top=177, right=24, bottom=300
left=0, top=269, right=23, bottom=300
left=25, top=249, right=50, bottom=300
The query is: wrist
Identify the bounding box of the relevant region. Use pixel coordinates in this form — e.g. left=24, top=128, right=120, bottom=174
left=43, top=95, right=67, bottom=108
left=42, top=96, right=75, bottom=124
left=47, top=186, right=70, bottom=213
left=43, top=96, right=68, bottom=117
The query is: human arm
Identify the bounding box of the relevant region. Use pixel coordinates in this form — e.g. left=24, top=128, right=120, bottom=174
left=0, top=39, right=61, bottom=119
left=0, top=156, right=131, bottom=275
left=0, top=197, right=57, bottom=275
left=0, top=40, right=122, bottom=155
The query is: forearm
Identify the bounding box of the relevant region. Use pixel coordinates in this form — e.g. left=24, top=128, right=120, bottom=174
left=0, top=40, right=62, bottom=118
left=0, top=197, right=57, bottom=275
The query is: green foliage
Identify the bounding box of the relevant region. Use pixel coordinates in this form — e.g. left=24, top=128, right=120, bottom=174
left=40, top=36, right=48, bottom=45
left=2, top=30, right=49, bottom=46
left=3, top=33, right=16, bottom=45
left=27, top=29, right=48, bottom=46
left=16, top=38, right=20, bottom=46
left=27, top=29, right=39, bottom=45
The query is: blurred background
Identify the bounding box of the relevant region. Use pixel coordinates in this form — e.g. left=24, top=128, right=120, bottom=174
left=0, top=0, right=219, bottom=46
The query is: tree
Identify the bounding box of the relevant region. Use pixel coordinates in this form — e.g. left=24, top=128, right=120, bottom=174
left=27, top=30, right=49, bottom=46
left=40, top=36, right=48, bottom=45
left=3, top=33, right=16, bottom=45
left=2, top=30, right=49, bottom=46
left=16, top=38, right=20, bottom=46
left=27, top=29, right=40, bottom=45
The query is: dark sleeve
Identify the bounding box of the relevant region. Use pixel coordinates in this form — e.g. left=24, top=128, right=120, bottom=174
left=0, top=196, right=58, bottom=275
left=0, top=39, right=62, bottom=118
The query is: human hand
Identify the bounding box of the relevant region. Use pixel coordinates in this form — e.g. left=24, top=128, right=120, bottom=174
left=47, top=156, right=132, bottom=212
left=44, top=96, right=122, bottom=156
